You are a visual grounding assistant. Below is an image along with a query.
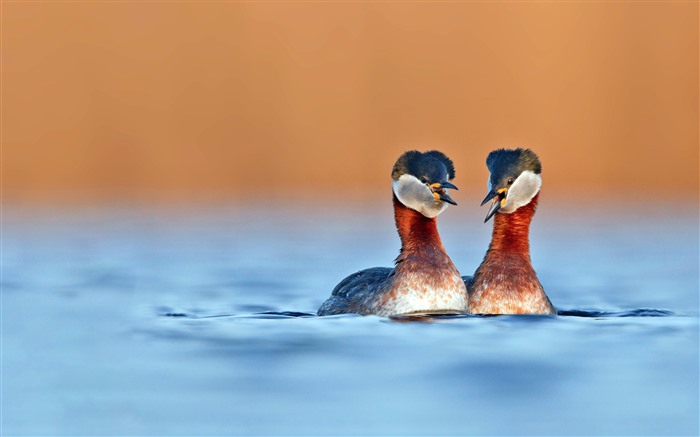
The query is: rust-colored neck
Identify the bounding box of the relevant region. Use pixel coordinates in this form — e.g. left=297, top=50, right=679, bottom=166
left=392, top=194, right=445, bottom=255
left=486, top=193, right=539, bottom=258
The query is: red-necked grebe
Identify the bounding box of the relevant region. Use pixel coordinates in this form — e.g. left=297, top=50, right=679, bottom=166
left=464, top=148, right=556, bottom=315
left=318, top=150, right=468, bottom=316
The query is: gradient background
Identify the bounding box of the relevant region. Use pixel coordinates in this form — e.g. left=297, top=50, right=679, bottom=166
left=3, top=5, right=699, bottom=435
left=3, top=2, right=698, bottom=204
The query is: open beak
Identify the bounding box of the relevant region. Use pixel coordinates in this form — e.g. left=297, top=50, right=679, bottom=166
left=481, top=187, right=508, bottom=222
left=430, top=181, right=458, bottom=206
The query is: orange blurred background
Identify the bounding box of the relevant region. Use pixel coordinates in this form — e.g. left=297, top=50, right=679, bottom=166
left=3, top=2, right=698, bottom=204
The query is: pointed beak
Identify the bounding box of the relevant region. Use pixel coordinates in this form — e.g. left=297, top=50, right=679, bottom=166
left=482, top=187, right=508, bottom=222
left=430, top=181, right=458, bottom=206
left=480, top=188, right=498, bottom=206
left=439, top=181, right=458, bottom=191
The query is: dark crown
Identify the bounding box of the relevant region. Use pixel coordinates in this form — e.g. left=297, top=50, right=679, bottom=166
left=392, top=150, right=456, bottom=181
left=486, top=148, right=542, bottom=178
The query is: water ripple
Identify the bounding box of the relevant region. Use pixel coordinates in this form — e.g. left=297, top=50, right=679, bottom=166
left=557, top=308, right=675, bottom=318
left=160, top=308, right=676, bottom=320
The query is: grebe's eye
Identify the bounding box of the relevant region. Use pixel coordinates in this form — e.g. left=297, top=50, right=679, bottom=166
left=420, top=176, right=429, bottom=184
left=507, top=177, right=514, bottom=185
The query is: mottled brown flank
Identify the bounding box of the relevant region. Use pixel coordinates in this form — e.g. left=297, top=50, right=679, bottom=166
left=375, top=195, right=467, bottom=314
left=318, top=192, right=468, bottom=316
left=469, top=193, right=556, bottom=315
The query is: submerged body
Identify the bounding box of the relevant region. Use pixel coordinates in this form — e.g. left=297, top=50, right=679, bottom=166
left=465, top=148, right=556, bottom=315
left=465, top=194, right=555, bottom=314
left=318, top=150, right=467, bottom=316
left=319, top=196, right=467, bottom=316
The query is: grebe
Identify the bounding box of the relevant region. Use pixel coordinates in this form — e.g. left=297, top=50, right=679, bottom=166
left=318, top=150, right=468, bottom=316
left=464, top=148, right=556, bottom=315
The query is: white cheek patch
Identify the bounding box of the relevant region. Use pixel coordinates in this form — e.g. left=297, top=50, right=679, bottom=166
left=501, top=170, right=542, bottom=213
left=392, top=174, right=449, bottom=218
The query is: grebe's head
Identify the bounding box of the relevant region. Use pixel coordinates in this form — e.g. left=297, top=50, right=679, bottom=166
left=391, top=150, right=458, bottom=218
left=481, top=148, right=542, bottom=222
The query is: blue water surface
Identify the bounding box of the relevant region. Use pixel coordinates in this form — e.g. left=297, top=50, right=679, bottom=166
left=2, top=200, right=698, bottom=435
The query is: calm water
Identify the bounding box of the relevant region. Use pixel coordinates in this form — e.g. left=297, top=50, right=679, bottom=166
left=3, top=201, right=699, bottom=436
